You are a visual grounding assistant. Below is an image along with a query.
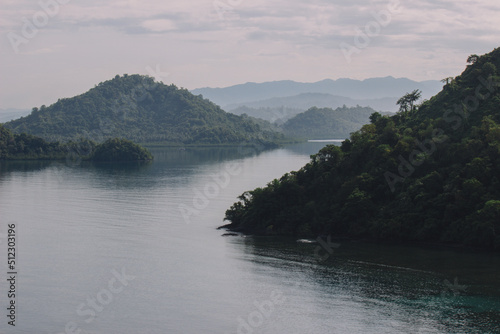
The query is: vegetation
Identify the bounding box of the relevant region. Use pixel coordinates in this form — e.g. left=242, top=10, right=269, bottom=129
left=230, top=106, right=304, bottom=124
left=3, top=75, right=284, bottom=147
left=0, top=123, right=82, bottom=160
left=0, top=124, right=152, bottom=162
left=396, top=89, right=422, bottom=114
left=91, top=138, right=152, bottom=162
left=222, top=47, right=500, bottom=251
left=281, top=105, right=382, bottom=139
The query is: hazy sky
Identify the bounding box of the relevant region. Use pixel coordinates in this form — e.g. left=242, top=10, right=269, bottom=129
left=1, top=0, right=499, bottom=109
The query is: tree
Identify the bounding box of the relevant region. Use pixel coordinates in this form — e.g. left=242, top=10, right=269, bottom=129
left=467, top=54, right=479, bottom=64
left=441, top=77, right=454, bottom=85
left=397, top=89, right=422, bottom=114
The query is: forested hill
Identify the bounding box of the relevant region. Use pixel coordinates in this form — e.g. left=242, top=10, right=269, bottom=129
left=3, top=75, right=283, bottom=146
left=223, top=47, right=500, bottom=251
left=0, top=123, right=151, bottom=162
left=282, top=106, right=381, bottom=139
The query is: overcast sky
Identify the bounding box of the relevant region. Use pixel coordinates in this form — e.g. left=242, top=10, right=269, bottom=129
left=1, top=0, right=499, bottom=109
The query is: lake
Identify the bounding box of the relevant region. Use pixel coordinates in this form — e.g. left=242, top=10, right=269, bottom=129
left=0, top=142, right=499, bottom=333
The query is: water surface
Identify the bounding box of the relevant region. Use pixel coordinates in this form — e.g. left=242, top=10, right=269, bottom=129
left=0, top=143, right=499, bottom=333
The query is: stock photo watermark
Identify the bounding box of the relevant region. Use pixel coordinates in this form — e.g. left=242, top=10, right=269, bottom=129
left=213, top=0, right=245, bottom=20
left=314, top=235, right=341, bottom=262
left=385, top=75, right=500, bottom=192
left=58, top=267, right=135, bottom=334
left=179, top=162, right=243, bottom=224
left=441, top=277, right=467, bottom=298
left=233, top=290, right=286, bottom=334
left=7, top=0, right=71, bottom=54
left=339, top=0, right=401, bottom=63
left=5, top=223, right=18, bottom=327
left=179, top=140, right=267, bottom=225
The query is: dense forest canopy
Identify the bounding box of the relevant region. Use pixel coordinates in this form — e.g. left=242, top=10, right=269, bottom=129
left=91, top=138, right=152, bottom=162
left=223, top=47, right=500, bottom=251
left=0, top=124, right=151, bottom=162
left=3, top=75, right=283, bottom=146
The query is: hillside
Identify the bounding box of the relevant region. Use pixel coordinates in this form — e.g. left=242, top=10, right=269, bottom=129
left=3, top=75, right=283, bottom=146
left=227, top=93, right=398, bottom=117
left=91, top=138, right=153, bottom=162
left=0, top=123, right=153, bottom=162
left=281, top=106, right=381, bottom=140
left=0, top=123, right=72, bottom=160
left=222, top=47, right=500, bottom=251
left=229, top=106, right=303, bottom=123
left=192, top=77, right=443, bottom=108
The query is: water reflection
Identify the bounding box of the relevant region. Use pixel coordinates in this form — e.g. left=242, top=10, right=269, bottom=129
left=226, top=235, right=500, bottom=333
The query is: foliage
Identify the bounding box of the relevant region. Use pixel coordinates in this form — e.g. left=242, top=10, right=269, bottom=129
left=223, top=47, right=500, bottom=251
left=3, top=75, right=284, bottom=146
left=396, top=89, right=422, bottom=114
left=281, top=105, right=383, bottom=139
left=0, top=123, right=94, bottom=160
left=0, top=124, right=151, bottom=162
left=91, top=138, right=152, bottom=162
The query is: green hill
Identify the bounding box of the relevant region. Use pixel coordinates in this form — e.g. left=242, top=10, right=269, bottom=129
left=282, top=106, right=382, bottom=139
left=222, top=47, right=500, bottom=251
left=91, top=138, right=153, bottom=162
left=3, top=75, right=283, bottom=146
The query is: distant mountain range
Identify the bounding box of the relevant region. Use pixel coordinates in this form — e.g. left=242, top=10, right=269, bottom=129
left=0, top=109, right=30, bottom=123
left=191, top=77, right=444, bottom=113
left=227, top=93, right=397, bottom=122
left=2, top=76, right=444, bottom=144
left=221, top=46, right=500, bottom=251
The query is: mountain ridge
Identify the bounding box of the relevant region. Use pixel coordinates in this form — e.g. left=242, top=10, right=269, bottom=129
left=192, top=77, right=443, bottom=108
left=222, top=47, right=500, bottom=251
left=3, top=75, right=283, bottom=146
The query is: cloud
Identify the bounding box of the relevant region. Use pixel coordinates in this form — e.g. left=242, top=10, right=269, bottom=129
left=140, top=19, right=176, bottom=32
left=1, top=0, right=500, bottom=108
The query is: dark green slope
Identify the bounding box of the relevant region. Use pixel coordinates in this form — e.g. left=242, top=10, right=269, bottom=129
left=4, top=75, right=283, bottom=146
left=0, top=123, right=152, bottom=162
left=1, top=123, right=63, bottom=160
left=282, top=106, right=381, bottom=139
left=223, top=47, right=500, bottom=251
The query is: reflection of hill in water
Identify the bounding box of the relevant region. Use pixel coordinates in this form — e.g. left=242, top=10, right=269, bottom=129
left=0, top=146, right=272, bottom=190
left=146, top=146, right=266, bottom=167
left=0, top=160, right=55, bottom=177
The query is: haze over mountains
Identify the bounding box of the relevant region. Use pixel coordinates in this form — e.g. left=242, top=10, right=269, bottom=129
left=1, top=76, right=444, bottom=143
left=0, top=108, right=30, bottom=123
left=2, top=75, right=283, bottom=146
left=222, top=46, right=500, bottom=251
left=191, top=77, right=444, bottom=116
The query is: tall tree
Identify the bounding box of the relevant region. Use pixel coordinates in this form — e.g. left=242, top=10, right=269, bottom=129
left=397, top=89, right=422, bottom=114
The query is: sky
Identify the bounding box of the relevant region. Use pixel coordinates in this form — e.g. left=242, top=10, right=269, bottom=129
left=1, top=0, right=499, bottom=109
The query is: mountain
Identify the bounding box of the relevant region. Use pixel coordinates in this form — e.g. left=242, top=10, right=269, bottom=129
left=192, top=77, right=443, bottom=108
left=282, top=106, right=381, bottom=140
left=227, top=93, right=397, bottom=121
left=229, top=106, right=304, bottom=124
left=0, top=109, right=30, bottom=123
left=3, top=75, right=283, bottom=146
left=222, top=47, right=500, bottom=251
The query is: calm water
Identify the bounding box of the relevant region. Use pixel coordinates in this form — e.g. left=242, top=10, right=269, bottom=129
left=0, top=143, right=499, bottom=334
